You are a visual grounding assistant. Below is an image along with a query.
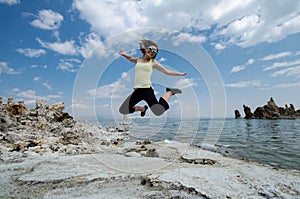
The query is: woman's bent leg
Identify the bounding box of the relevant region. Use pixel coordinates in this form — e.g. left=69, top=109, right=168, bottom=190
left=119, top=89, right=144, bottom=115
left=119, top=94, right=135, bottom=114
left=144, top=88, right=170, bottom=116
left=120, top=88, right=171, bottom=116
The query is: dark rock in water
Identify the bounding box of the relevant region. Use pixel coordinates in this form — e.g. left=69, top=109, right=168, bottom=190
left=253, top=107, right=268, bottom=119
left=243, top=105, right=255, bottom=119
left=234, top=110, right=241, bottom=119
left=236, top=97, right=300, bottom=119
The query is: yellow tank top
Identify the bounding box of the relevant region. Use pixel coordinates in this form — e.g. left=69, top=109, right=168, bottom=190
left=134, top=59, right=153, bottom=88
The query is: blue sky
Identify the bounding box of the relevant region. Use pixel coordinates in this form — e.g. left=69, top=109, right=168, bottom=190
left=1, top=0, right=300, bottom=120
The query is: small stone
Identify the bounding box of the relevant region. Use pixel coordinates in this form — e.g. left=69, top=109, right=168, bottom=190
left=27, top=141, right=38, bottom=148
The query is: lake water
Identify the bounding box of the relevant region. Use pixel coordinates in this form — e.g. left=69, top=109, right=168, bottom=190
left=93, top=117, right=300, bottom=171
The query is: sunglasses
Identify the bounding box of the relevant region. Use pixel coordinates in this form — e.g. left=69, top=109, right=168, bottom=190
left=148, top=46, right=158, bottom=55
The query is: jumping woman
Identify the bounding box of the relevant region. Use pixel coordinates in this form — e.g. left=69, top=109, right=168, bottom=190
left=119, top=38, right=187, bottom=117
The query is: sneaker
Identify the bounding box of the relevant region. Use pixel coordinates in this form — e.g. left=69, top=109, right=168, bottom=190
left=166, top=87, right=182, bottom=95
left=141, top=105, right=148, bottom=117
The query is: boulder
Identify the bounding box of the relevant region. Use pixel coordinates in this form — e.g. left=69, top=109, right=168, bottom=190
left=36, top=99, right=48, bottom=109
left=49, top=102, right=65, bottom=113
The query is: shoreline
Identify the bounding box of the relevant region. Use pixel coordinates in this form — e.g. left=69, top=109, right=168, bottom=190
left=103, top=117, right=300, bottom=171
left=1, top=99, right=299, bottom=198
left=1, top=135, right=300, bottom=198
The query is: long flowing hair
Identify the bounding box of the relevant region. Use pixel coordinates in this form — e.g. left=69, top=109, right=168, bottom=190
left=139, top=38, right=158, bottom=59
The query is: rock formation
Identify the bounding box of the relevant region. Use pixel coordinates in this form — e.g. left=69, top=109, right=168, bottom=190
left=236, top=97, right=300, bottom=119
left=243, top=105, right=255, bottom=119
left=234, top=110, right=241, bottom=119
left=0, top=97, right=128, bottom=156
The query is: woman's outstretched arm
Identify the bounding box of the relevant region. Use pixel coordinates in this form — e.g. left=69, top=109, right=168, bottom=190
left=119, top=49, right=138, bottom=63
left=153, top=61, right=187, bottom=76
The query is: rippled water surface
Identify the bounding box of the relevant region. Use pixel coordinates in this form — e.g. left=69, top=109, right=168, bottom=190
left=95, top=117, right=300, bottom=171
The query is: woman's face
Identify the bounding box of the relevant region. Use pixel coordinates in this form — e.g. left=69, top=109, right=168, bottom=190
left=145, top=46, right=157, bottom=58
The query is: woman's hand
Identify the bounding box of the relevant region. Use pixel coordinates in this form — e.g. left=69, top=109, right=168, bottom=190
left=119, top=49, right=126, bottom=56
left=180, top=72, right=187, bottom=76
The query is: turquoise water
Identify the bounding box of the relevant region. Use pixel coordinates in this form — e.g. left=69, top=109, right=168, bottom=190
left=94, top=117, right=300, bottom=171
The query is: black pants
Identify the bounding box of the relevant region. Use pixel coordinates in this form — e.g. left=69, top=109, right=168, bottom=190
left=119, top=87, right=169, bottom=116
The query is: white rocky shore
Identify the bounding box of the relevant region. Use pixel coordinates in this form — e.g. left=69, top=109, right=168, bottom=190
left=0, top=98, right=299, bottom=198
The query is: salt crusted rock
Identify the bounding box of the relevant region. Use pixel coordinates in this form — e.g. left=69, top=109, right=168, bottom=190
left=0, top=96, right=128, bottom=157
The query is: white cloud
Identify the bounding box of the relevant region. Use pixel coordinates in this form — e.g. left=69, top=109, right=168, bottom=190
left=70, top=99, right=95, bottom=118
left=274, top=82, right=300, bottom=88
left=72, top=0, right=148, bottom=36
left=32, top=77, right=52, bottom=90
left=72, top=0, right=214, bottom=36
left=159, top=57, right=166, bottom=62
left=42, top=82, right=52, bottom=90
left=17, top=48, right=46, bottom=57
left=79, top=33, right=106, bottom=58
left=11, top=88, right=20, bottom=93
left=229, top=58, right=255, bottom=74
left=56, top=58, right=81, bottom=72
left=263, top=59, right=300, bottom=71
left=271, top=65, right=300, bottom=77
left=172, top=33, right=206, bottom=46
left=246, top=58, right=255, bottom=65
left=30, top=9, right=63, bottom=30
left=30, top=64, right=47, bottom=69
left=218, top=14, right=260, bottom=46
left=53, top=30, right=60, bottom=41
left=71, top=101, right=90, bottom=110
left=216, top=1, right=300, bottom=47
left=101, top=104, right=110, bottom=108
left=211, top=0, right=255, bottom=21
left=72, top=0, right=300, bottom=49
left=121, top=72, right=130, bottom=82
left=225, top=80, right=262, bottom=88
left=214, top=43, right=226, bottom=50
left=17, top=89, right=39, bottom=99
left=261, top=51, right=292, bottom=61
left=36, top=38, right=77, bottom=55
left=0, top=61, right=21, bottom=75
left=87, top=81, right=126, bottom=99
left=10, top=89, right=63, bottom=107
left=47, top=94, right=62, bottom=100
left=231, top=51, right=298, bottom=74
left=0, top=0, right=20, bottom=5
left=230, top=65, right=246, bottom=73
left=174, top=78, right=197, bottom=89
